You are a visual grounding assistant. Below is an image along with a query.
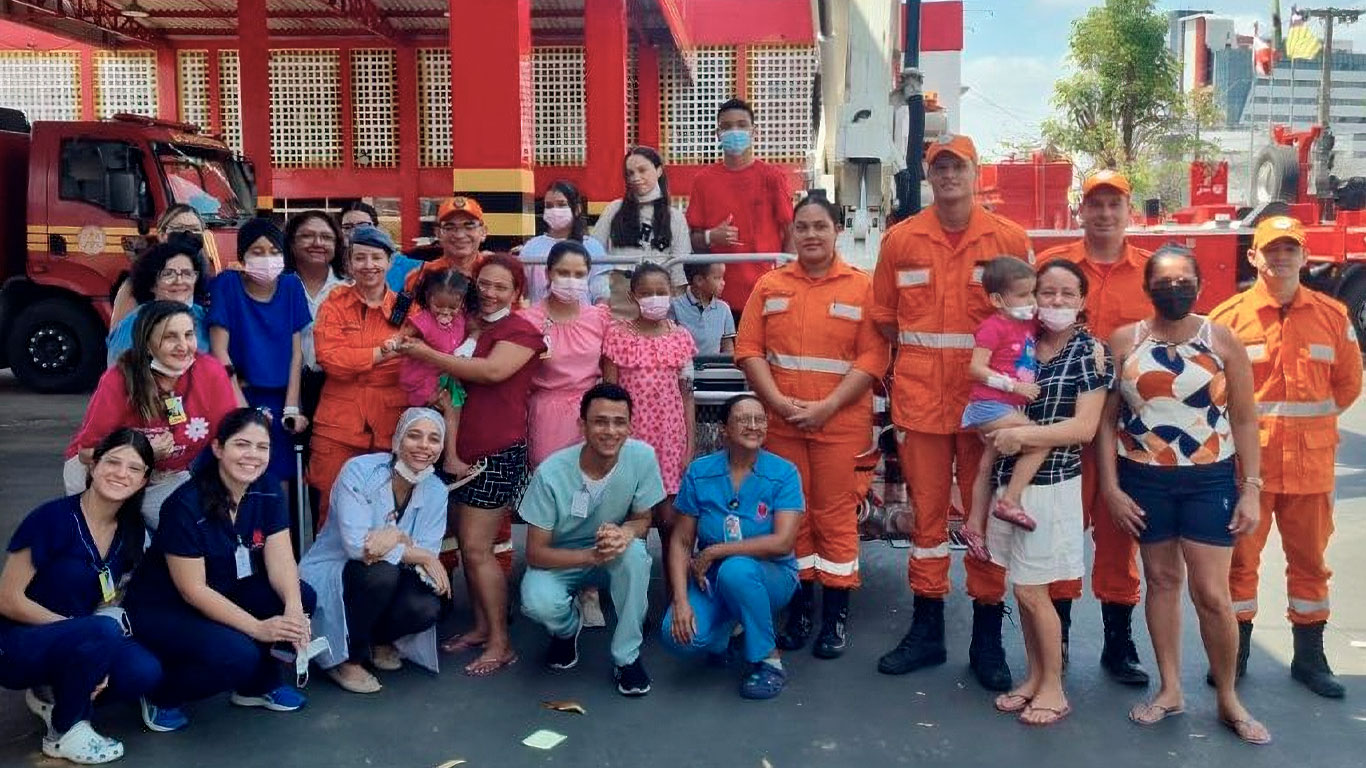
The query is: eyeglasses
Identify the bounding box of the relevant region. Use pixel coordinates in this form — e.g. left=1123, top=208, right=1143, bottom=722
left=163, top=225, right=202, bottom=235
left=730, top=415, right=768, bottom=428
left=439, top=221, right=482, bottom=234
left=476, top=279, right=513, bottom=293
left=294, top=232, right=337, bottom=244
left=158, top=268, right=198, bottom=282
left=339, top=221, right=372, bottom=232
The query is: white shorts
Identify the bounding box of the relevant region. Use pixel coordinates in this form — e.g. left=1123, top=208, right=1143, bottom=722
left=986, top=475, right=1084, bottom=587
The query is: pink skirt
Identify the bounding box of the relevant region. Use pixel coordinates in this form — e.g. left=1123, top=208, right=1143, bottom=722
left=528, top=387, right=589, bottom=467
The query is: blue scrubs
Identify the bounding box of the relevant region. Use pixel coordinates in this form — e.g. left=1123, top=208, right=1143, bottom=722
left=206, top=271, right=311, bottom=481
left=0, top=496, right=161, bottom=733
left=125, top=476, right=315, bottom=707
left=661, top=450, right=804, bottom=663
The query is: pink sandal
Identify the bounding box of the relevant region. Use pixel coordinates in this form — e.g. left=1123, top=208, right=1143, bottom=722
left=960, top=528, right=992, bottom=562
left=992, top=499, right=1037, bottom=531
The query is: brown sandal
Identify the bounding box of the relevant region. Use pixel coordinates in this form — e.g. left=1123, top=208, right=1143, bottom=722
left=464, top=651, right=518, bottom=677
left=1221, top=716, right=1271, bottom=746
left=1019, top=704, right=1071, bottom=726
left=1128, top=700, right=1185, bottom=726
left=440, top=634, right=487, bottom=654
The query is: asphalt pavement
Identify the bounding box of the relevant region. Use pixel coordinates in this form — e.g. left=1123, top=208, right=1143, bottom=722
left=0, top=371, right=1362, bottom=768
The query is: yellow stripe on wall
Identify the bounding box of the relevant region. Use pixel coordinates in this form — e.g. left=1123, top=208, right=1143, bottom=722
left=452, top=168, right=535, bottom=193
left=482, top=212, right=537, bottom=238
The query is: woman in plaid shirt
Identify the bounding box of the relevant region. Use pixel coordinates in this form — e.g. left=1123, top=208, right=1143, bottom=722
left=982, top=259, right=1112, bottom=726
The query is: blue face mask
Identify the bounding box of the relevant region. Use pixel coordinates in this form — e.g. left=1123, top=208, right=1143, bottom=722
left=719, top=129, right=752, bottom=156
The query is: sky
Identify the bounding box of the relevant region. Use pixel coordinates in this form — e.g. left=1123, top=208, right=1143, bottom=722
left=956, top=0, right=1366, bottom=159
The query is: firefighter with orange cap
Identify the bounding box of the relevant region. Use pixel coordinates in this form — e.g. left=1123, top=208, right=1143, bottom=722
left=1035, top=169, right=1151, bottom=685
left=1208, top=215, right=1361, bottom=698
left=871, top=134, right=1032, bottom=691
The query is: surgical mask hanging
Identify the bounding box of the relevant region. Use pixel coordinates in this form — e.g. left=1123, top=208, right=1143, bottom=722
left=393, top=459, right=435, bottom=485
left=150, top=355, right=195, bottom=377
left=542, top=207, right=574, bottom=231
left=1038, top=306, right=1079, bottom=332
left=1006, top=304, right=1036, bottom=321
left=549, top=276, right=588, bottom=303
left=482, top=306, right=511, bottom=323
left=637, top=295, right=672, bottom=321
left=244, top=254, right=285, bottom=284
left=719, top=129, right=752, bottom=156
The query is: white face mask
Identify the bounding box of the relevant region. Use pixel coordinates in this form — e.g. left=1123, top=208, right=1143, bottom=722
left=393, top=459, right=434, bottom=484
left=1038, top=306, right=1079, bottom=332
left=150, top=355, right=194, bottom=378
left=482, top=306, right=511, bottom=323
left=1006, top=304, right=1036, bottom=321
left=542, top=207, right=574, bottom=231
left=637, top=184, right=662, bottom=203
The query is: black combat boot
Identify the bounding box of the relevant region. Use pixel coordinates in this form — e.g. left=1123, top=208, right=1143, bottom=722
left=776, top=581, right=815, bottom=651
left=1053, top=598, right=1073, bottom=670
left=968, top=601, right=1013, bottom=692
left=1206, top=620, right=1251, bottom=687
left=1100, top=602, right=1149, bottom=686
left=1291, top=621, right=1345, bottom=698
left=813, top=588, right=850, bottom=659
left=877, top=595, right=946, bottom=674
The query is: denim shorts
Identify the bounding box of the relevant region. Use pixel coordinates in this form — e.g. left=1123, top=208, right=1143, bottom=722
left=1117, top=458, right=1237, bottom=547
left=961, top=399, right=1018, bottom=429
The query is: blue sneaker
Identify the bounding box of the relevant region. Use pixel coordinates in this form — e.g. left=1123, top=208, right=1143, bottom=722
left=140, top=698, right=189, bottom=732
left=230, top=686, right=307, bottom=712
left=739, top=661, right=787, bottom=700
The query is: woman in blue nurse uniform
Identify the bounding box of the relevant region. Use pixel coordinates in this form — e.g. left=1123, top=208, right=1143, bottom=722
left=661, top=393, right=805, bottom=700
left=0, top=429, right=162, bottom=765
left=124, top=408, right=316, bottom=733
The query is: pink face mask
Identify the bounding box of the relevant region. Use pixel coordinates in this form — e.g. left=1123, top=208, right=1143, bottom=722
left=549, top=276, right=588, bottom=303
left=244, top=254, right=285, bottom=284
left=637, top=295, right=671, bottom=321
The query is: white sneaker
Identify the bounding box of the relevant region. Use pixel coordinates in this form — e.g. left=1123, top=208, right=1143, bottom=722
left=577, top=588, right=607, bottom=629
left=41, top=721, right=124, bottom=765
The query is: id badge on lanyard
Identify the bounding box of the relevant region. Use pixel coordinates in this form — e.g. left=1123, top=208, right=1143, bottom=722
left=98, top=567, right=116, bottom=603
left=235, top=543, right=253, bottom=579
left=164, top=394, right=187, bottom=425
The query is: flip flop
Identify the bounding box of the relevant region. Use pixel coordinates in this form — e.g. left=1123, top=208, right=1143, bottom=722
left=440, top=634, right=487, bottom=654
left=1019, top=703, right=1071, bottom=726
left=994, top=692, right=1032, bottom=713
left=1220, top=716, right=1272, bottom=746
left=1128, top=700, right=1186, bottom=726
left=465, top=652, right=518, bottom=677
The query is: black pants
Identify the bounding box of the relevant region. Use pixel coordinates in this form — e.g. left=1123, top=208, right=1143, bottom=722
left=342, top=560, right=442, bottom=662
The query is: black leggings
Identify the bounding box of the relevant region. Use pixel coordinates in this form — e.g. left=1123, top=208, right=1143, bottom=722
left=341, top=560, right=441, bottom=662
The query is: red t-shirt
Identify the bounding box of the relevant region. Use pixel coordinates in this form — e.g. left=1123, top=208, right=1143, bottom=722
left=685, top=160, right=795, bottom=310
left=967, top=314, right=1037, bottom=408
left=66, top=354, right=238, bottom=474
left=456, top=314, right=547, bottom=461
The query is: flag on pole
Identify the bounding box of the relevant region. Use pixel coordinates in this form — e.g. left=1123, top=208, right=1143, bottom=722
left=1285, top=6, right=1322, bottom=60
left=1253, top=23, right=1274, bottom=77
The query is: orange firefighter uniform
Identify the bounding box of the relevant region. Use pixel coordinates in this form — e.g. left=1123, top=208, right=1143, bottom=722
left=308, top=284, right=410, bottom=524
left=1210, top=274, right=1361, bottom=626
left=735, top=257, right=890, bottom=588
left=872, top=202, right=1032, bottom=603
left=1036, top=238, right=1151, bottom=605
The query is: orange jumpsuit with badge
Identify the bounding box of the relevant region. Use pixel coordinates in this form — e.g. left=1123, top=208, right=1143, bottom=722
left=1209, top=281, right=1361, bottom=625
left=1036, top=240, right=1150, bottom=606
left=872, top=205, right=1031, bottom=602
left=308, top=284, right=410, bottom=524
left=735, top=258, right=890, bottom=588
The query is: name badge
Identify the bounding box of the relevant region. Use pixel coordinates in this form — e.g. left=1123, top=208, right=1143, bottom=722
left=570, top=490, right=590, bottom=519
left=164, top=395, right=187, bottom=425
left=98, top=568, right=116, bottom=604
left=234, top=544, right=253, bottom=579
left=723, top=514, right=743, bottom=542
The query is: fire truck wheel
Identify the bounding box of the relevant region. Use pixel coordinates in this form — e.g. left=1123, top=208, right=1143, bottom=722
left=6, top=298, right=106, bottom=394
left=1252, top=145, right=1299, bottom=205
left=1338, top=276, right=1366, bottom=353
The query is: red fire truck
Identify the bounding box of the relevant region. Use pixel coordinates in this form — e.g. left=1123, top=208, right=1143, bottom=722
left=0, top=109, right=253, bottom=393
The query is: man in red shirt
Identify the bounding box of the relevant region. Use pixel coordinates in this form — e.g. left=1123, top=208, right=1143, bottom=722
left=687, top=98, right=796, bottom=312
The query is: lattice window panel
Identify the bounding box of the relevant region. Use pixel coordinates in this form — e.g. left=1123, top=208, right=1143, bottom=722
left=627, top=41, right=638, bottom=148
left=519, top=52, right=535, bottom=167
left=218, top=50, right=244, bottom=153
left=661, top=46, right=736, bottom=163
left=418, top=48, right=452, bottom=167
left=351, top=49, right=397, bottom=168
left=269, top=49, right=342, bottom=168
left=177, top=51, right=210, bottom=131
left=94, top=51, right=157, bottom=119
left=0, top=51, right=80, bottom=122
left=532, top=46, right=586, bottom=166
left=748, top=45, right=818, bottom=163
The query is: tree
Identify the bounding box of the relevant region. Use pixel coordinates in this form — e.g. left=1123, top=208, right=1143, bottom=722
left=1042, top=0, right=1222, bottom=204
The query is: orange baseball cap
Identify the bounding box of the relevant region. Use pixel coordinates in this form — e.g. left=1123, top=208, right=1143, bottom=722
left=438, top=196, right=485, bottom=223
left=1252, top=215, right=1307, bottom=251
left=1082, top=169, right=1131, bottom=197
left=925, top=133, right=978, bottom=166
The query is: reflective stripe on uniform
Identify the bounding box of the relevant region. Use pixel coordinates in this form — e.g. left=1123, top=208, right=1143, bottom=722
left=767, top=352, right=852, bottom=375
left=1232, top=598, right=1257, bottom=614
left=796, top=554, right=859, bottom=576
left=1288, top=596, right=1330, bottom=614
left=764, top=297, right=790, bottom=314
left=1308, top=344, right=1335, bottom=363
left=898, top=331, right=975, bottom=349
left=493, top=540, right=515, bottom=555
left=1245, top=343, right=1267, bottom=361
left=910, top=543, right=950, bottom=559
left=897, top=269, right=929, bottom=287
left=830, top=302, right=862, bottom=321
left=1256, top=399, right=1337, bottom=417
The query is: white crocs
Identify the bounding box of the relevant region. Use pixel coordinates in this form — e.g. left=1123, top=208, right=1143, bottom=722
left=42, top=720, right=125, bottom=765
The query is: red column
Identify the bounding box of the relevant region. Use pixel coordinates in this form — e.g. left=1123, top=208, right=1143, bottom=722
left=636, top=43, right=661, bottom=150
left=396, top=44, right=421, bottom=247
left=448, top=0, right=535, bottom=244
left=156, top=47, right=178, bottom=121
left=79, top=49, right=96, bottom=121
left=583, top=0, right=628, bottom=206
left=237, top=0, right=273, bottom=211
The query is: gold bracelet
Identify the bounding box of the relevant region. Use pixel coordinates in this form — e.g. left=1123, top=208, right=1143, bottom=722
left=1239, top=477, right=1265, bottom=490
